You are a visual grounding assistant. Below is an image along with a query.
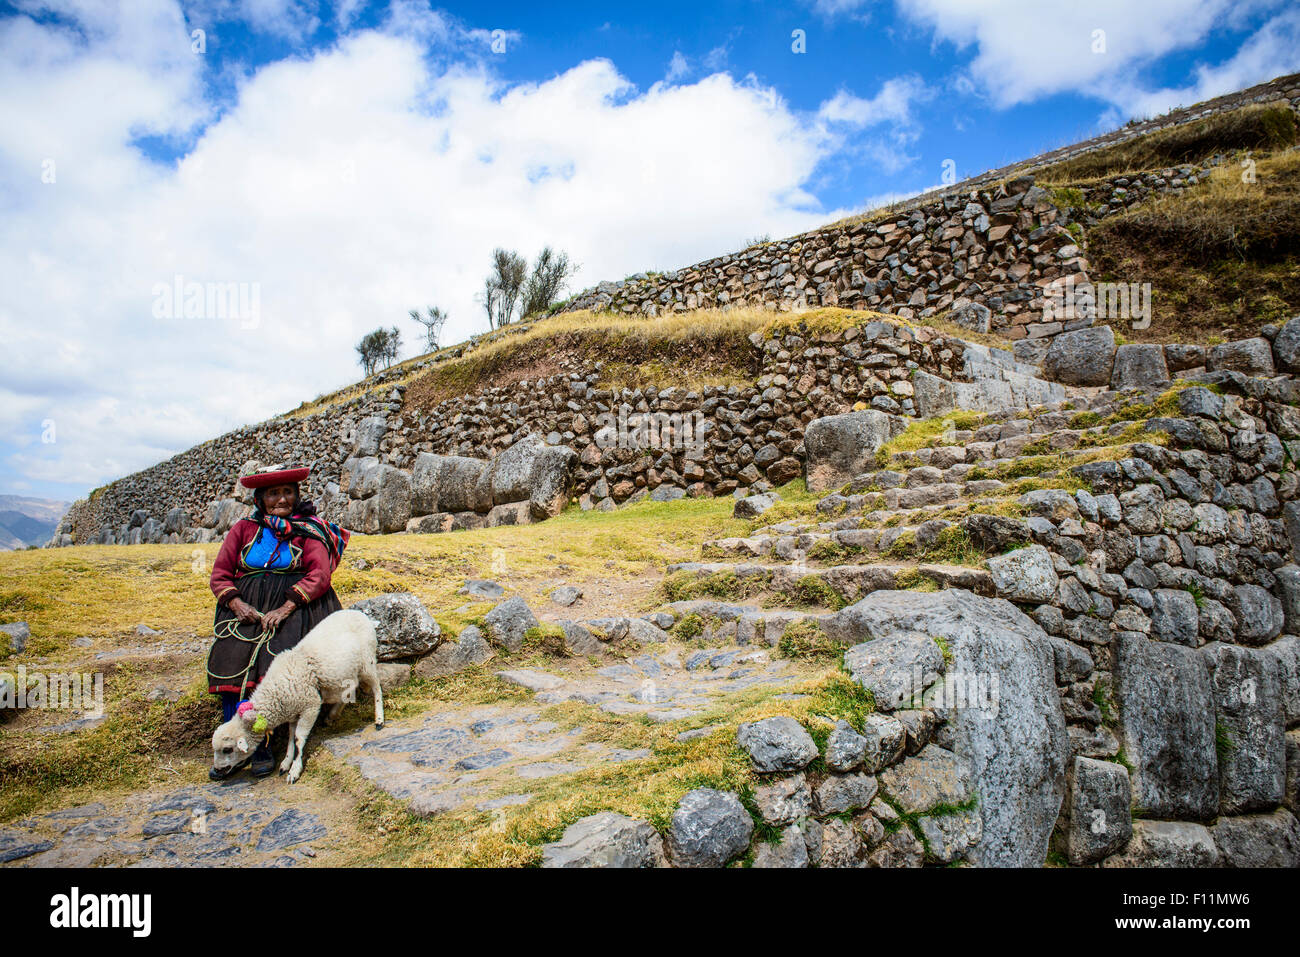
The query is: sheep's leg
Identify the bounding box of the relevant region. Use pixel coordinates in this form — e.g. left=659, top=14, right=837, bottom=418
left=363, top=659, right=384, bottom=729
left=279, top=717, right=298, bottom=775
left=286, top=701, right=320, bottom=784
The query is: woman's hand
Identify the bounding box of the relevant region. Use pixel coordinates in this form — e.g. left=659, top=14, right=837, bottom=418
left=229, top=598, right=264, bottom=626
left=261, top=601, right=297, bottom=632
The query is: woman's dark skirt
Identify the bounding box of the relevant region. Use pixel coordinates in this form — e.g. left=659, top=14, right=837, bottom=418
left=206, top=571, right=342, bottom=695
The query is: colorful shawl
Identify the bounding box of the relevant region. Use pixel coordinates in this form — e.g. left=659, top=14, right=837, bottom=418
left=251, top=505, right=350, bottom=570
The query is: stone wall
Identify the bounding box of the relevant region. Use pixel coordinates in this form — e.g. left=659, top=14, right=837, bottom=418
left=55, top=316, right=1064, bottom=545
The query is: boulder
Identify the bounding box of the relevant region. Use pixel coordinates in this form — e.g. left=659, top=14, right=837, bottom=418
left=349, top=593, right=442, bottom=660
left=830, top=589, right=1067, bottom=867
left=0, top=622, right=29, bottom=655
left=486, top=502, right=532, bottom=527
left=1114, top=632, right=1218, bottom=820
left=838, top=630, right=944, bottom=711
left=752, top=773, right=812, bottom=825
left=1232, top=583, right=1283, bottom=645
left=1060, top=757, right=1131, bottom=865
left=1202, top=642, right=1286, bottom=813
left=987, top=544, right=1059, bottom=603
left=1100, top=820, right=1219, bottom=867
left=1207, top=337, right=1275, bottom=376
left=803, top=410, right=893, bottom=493
left=734, top=492, right=780, bottom=519
left=374, top=465, right=412, bottom=534
left=1043, top=325, right=1115, bottom=387
left=411, top=453, right=491, bottom=516
left=352, top=416, right=387, bottom=456
left=666, top=788, right=753, bottom=868
left=1110, top=344, right=1170, bottom=391
left=1272, top=315, right=1300, bottom=373
left=878, top=745, right=973, bottom=813
left=482, top=596, right=539, bottom=653
left=752, top=825, right=809, bottom=868
left=736, top=716, right=819, bottom=772
left=1208, top=808, right=1300, bottom=867
left=541, top=812, right=666, bottom=868
left=528, top=445, right=579, bottom=519
left=414, top=625, right=493, bottom=678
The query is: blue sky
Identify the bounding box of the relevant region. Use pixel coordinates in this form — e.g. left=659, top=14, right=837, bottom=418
left=2, top=0, right=1299, bottom=506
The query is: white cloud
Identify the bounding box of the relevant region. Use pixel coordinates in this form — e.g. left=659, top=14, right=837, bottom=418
left=0, top=4, right=888, bottom=496
left=665, top=50, right=689, bottom=83
left=892, top=0, right=1296, bottom=116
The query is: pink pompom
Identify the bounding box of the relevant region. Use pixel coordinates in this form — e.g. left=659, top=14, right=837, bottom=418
left=237, top=701, right=255, bottom=718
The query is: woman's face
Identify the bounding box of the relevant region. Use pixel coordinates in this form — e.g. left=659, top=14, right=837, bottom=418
left=262, top=484, right=297, bottom=517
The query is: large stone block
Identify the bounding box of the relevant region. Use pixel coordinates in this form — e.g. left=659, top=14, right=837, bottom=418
left=1100, top=820, right=1218, bottom=867
left=1110, top=344, right=1170, bottom=391
left=411, top=453, right=491, bottom=516
left=834, top=588, right=1067, bottom=866
left=1114, top=632, right=1218, bottom=820
left=803, top=410, right=893, bottom=493
left=1209, top=807, right=1300, bottom=867
left=1060, top=757, right=1131, bottom=865
left=1043, top=325, right=1115, bottom=386
left=1202, top=642, right=1286, bottom=813
left=349, top=593, right=441, bottom=660
left=541, top=812, right=666, bottom=868
left=374, top=464, right=412, bottom=534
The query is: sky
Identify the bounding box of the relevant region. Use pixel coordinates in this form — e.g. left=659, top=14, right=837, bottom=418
left=2, top=0, right=1299, bottom=504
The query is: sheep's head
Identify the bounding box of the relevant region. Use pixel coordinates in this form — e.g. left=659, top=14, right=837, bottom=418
left=211, top=714, right=257, bottom=770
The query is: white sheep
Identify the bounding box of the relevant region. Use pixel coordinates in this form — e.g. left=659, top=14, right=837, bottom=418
left=211, top=608, right=385, bottom=783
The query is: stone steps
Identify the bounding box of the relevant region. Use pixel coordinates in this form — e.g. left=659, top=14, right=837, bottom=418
left=665, top=559, right=994, bottom=606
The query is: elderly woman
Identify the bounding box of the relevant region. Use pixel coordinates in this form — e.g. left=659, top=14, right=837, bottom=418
left=206, top=466, right=349, bottom=779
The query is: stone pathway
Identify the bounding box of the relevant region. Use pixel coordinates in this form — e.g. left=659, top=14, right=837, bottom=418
left=1, top=781, right=348, bottom=868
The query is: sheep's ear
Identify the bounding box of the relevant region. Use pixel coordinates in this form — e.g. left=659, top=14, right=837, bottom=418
left=236, top=736, right=249, bottom=753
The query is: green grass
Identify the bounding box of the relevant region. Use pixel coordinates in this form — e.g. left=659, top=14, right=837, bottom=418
left=776, top=619, right=841, bottom=661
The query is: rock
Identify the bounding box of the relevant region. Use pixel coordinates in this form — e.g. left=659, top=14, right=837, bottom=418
left=814, top=772, right=879, bottom=814
left=1178, top=387, right=1225, bottom=419
left=459, top=579, right=504, bottom=600
left=415, top=625, right=493, bottom=677
left=917, top=809, right=982, bottom=864
left=879, top=744, right=973, bottom=817
left=1110, top=344, right=1170, bottom=391
left=255, top=808, right=327, bottom=852
left=1232, top=583, right=1283, bottom=645
left=349, top=593, right=442, bottom=660
left=541, top=812, right=666, bottom=868
left=753, top=773, right=812, bottom=825
left=804, top=410, right=894, bottom=493
left=1060, top=757, right=1131, bottom=865
left=528, top=445, right=579, bottom=520
left=0, top=622, right=29, bottom=654
left=839, top=631, right=943, bottom=711
left=482, top=596, right=539, bottom=653
left=736, top=716, right=819, bottom=772
left=1208, top=337, right=1275, bottom=376
left=1274, top=566, right=1300, bottom=636
left=495, top=669, right=566, bottom=692
left=550, top=586, right=582, bottom=607
left=1101, top=820, right=1219, bottom=867
left=352, top=416, right=387, bottom=456
left=812, top=818, right=865, bottom=868
left=1272, top=315, right=1300, bottom=372
left=987, top=544, right=1059, bottom=603
left=752, top=825, right=809, bottom=868
left=411, top=452, right=492, bottom=516
left=858, top=713, right=908, bottom=771
left=1043, top=325, right=1116, bottom=387
left=734, top=492, right=780, bottom=519
left=666, top=788, right=753, bottom=868
left=826, top=720, right=870, bottom=772
left=1208, top=808, right=1300, bottom=867
left=1266, top=635, right=1300, bottom=727
left=374, top=465, right=413, bottom=533
left=1202, top=643, right=1286, bottom=813
left=376, top=663, right=411, bottom=691
left=865, top=823, right=923, bottom=868
left=1114, top=632, right=1218, bottom=820
left=832, top=589, right=1067, bottom=866
left=1149, top=588, right=1200, bottom=646
left=486, top=501, right=532, bottom=527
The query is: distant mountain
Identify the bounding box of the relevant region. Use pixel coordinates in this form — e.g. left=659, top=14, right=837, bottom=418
left=0, top=495, right=70, bottom=550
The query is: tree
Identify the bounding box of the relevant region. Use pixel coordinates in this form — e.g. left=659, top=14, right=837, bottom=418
left=356, top=326, right=402, bottom=377
left=521, top=246, right=576, bottom=318
left=483, top=247, right=527, bottom=329
left=409, top=305, right=447, bottom=353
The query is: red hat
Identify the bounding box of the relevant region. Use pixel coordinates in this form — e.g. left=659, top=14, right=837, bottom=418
left=240, top=466, right=310, bottom=489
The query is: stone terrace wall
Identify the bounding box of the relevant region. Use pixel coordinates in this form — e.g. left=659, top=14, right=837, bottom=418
left=55, top=318, right=1060, bottom=544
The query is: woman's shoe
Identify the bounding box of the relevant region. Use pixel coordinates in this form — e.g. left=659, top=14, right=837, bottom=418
left=250, top=738, right=275, bottom=778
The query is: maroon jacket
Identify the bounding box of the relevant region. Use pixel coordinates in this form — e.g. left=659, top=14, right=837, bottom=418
left=210, top=518, right=335, bottom=608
